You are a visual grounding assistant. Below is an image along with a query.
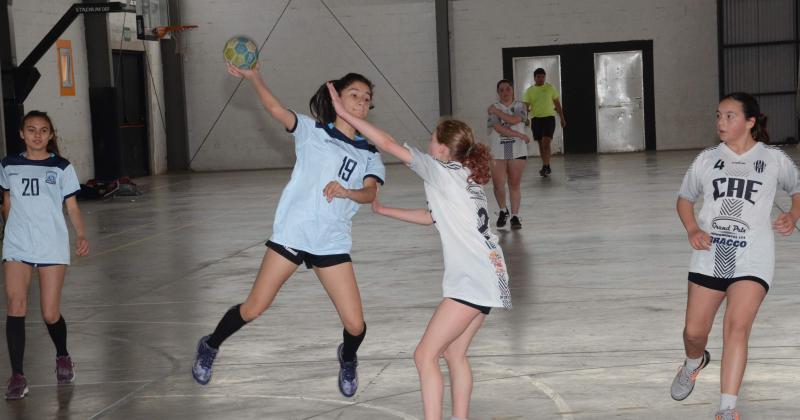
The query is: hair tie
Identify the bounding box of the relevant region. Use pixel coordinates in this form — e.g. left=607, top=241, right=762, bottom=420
left=466, top=144, right=475, bottom=155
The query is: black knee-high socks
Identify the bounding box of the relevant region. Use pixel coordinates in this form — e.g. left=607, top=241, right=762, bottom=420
left=207, top=304, right=248, bottom=349
left=341, top=323, right=366, bottom=362
left=46, top=316, right=69, bottom=357
left=6, top=316, right=25, bottom=375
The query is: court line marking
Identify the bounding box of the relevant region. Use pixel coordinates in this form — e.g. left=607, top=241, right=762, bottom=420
left=486, top=361, right=574, bottom=420
left=135, top=394, right=420, bottom=420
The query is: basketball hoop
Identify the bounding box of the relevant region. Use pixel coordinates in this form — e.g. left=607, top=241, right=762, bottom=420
left=152, top=25, right=198, bottom=40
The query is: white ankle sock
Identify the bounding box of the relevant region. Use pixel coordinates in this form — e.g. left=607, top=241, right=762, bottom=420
left=720, top=393, right=737, bottom=410
left=501, top=208, right=509, bottom=214
left=450, top=417, right=467, bottom=420
left=684, top=354, right=704, bottom=371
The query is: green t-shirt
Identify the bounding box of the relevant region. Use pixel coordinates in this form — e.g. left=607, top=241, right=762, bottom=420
left=522, top=83, right=559, bottom=118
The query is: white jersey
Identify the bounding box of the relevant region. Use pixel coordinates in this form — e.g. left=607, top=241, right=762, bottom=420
left=406, top=145, right=511, bottom=309
left=678, top=142, right=800, bottom=286
left=0, top=153, right=81, bottom=264
left=487, top=100, right=528, bottom=160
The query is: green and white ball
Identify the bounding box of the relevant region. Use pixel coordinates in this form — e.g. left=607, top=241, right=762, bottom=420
left=223, top=36, right=258, bottom=69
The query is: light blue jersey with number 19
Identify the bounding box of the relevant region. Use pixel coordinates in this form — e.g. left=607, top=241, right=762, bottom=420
left=270, top=113, right=386, bottom=255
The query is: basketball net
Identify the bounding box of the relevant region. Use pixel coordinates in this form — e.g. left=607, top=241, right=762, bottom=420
left=152, top=25, right=198, bottom=40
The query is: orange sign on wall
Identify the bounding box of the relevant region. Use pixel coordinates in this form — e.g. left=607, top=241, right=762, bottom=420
left=56, top=39, right=75, bottom=96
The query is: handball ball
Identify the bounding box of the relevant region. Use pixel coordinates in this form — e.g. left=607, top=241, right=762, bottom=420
left=223, top=36, right=258, bottom=69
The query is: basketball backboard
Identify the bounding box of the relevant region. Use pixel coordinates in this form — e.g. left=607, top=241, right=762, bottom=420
left=133, top=0, right=170, bottom=40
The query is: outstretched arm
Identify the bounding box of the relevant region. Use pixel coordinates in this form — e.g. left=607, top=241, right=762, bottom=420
left=372, top=197, right=433, bottom=225
left=327, top=82, right=413, bottom=164
left=227, top=63, right=296, bottom=131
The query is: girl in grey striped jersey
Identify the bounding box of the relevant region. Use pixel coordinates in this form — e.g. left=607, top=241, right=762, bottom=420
left=671, top=93, right=800, bottom=420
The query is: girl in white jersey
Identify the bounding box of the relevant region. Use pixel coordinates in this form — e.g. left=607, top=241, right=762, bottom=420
left=0, top=111, right=88, bottom=400
left=670, top=93, right=800, bottom=420
left=328, top=83, right=511, bottom=420
left=192, top=64, right=385, bottom=399
left=488, top=79, right=529, bottom=229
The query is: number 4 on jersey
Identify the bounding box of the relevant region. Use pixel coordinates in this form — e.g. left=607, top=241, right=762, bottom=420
left=714, top=159, right=725, bottom=170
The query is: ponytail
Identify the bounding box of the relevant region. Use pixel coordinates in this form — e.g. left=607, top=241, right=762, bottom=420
left=753, top=113, right=769, bottom=143
left=462, top=142, right=492, bottom=185
left=434, top=119, right=492, bottom=185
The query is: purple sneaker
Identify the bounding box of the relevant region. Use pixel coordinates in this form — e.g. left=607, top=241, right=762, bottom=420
left=5, top=373, right=28, bottom=400
left=56, top=355, right=75, bottom=384
left=337, top=343, right=358, bottom=397
left=192, top=335, right=218, bottom=385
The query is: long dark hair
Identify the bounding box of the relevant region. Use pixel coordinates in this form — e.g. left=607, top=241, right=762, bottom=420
left=721, top=92, right=769, bottom=143
left=20, top=110, right=60, bottom=156
left=435, top=119, right=492, bottom=185
left=309, top=73, right=374, bottom=126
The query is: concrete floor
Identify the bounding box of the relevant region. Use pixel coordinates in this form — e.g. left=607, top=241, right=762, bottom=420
left=2, top=148, right=800, bottom=419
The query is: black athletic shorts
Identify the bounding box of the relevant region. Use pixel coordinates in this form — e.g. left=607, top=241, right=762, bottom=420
left=516, top=156, right=527, bottom=160
left=266, top=241, right=352, bottom=269
left=3, top=259, right=59, bottom=268
left=531, top=116, right=556, bottom=140
left=449, top=298, right=491, bottom=315
left=688, top=272, right=769, bottom=293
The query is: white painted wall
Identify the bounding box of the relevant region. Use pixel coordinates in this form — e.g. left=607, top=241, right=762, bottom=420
left=12, top=0, right=94, bottom=181
left=180, top=0, right=437, bottom=171
left=451, top=0, right=719, bottom=152
left=181, top=0, right=719, bottom=171
left=10, top=2, right=167, bottom=181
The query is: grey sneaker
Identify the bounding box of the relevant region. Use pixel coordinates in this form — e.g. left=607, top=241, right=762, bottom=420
left=56, top=355, right=75, bottom=384
left=715, top=408, right=740, bottom=420
left=670, top=350, right=710, bottom=401
left=4, top=373, right=28, bottom=400
left=337, top=343, right=358, bottom=397
left=192, top=335, right=218, bottom=385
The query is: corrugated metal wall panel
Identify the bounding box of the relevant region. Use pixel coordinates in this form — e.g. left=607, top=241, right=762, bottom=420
left=724, top=0, right=794, bottom=44
left=722, top=0, right=798, bottom=144
left=724, top=47, right=758, bottom=92
left=759, top=94, right=797, bottom=143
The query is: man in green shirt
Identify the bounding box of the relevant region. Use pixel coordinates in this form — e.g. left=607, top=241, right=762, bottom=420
left=522, top=68, right=566, bottom=177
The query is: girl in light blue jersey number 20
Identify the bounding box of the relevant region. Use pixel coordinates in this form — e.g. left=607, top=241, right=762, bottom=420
left=328, top=83, right=511, bottom=420
left=192, top=63, right=385, bottom=399
left=1, top=111, right=89, bottom=400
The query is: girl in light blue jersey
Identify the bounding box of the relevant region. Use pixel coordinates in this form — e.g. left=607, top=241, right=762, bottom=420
left=192, top=64, right=384, bottom=399
left=1, top=111, right=88, bottom=400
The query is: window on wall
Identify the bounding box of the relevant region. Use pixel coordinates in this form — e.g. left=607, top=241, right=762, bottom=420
left=719, top=0, right=799, bottom=144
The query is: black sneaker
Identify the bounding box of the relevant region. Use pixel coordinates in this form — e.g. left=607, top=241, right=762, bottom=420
left=510, top=216, right=522, bottom=229
left=544, top=165, right=552, bottom=175
left=539, top=167, right=548, bottom=177
left=496, top=210, right=509, bottom=228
